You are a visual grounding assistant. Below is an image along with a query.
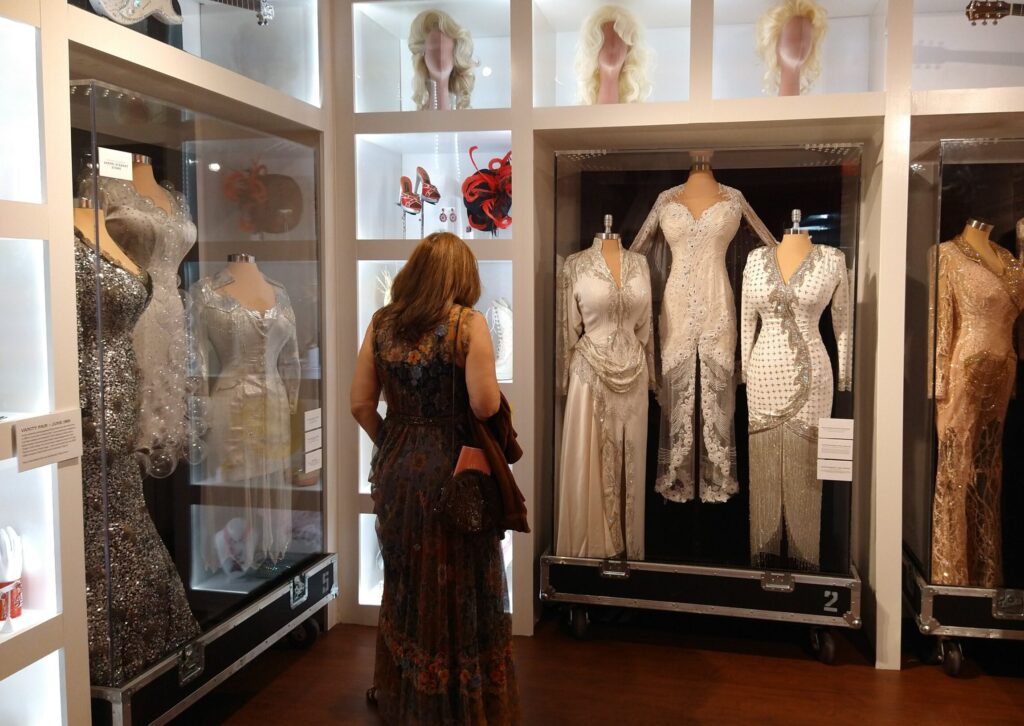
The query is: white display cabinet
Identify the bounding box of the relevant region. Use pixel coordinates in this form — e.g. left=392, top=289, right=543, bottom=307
left=0, top=16, right=42, bottom=204
left=912, top=0, right=1024, bottom=91
left=532, top=0, right=692, bottom=107
left=712, top=0, right=886, bottom=99
left=353, top=0, right=511, bottom=113
left=356, top=130, right=513, bottom=240
left=356, top=259, right=514, bottom=381
left=0, top=651, right=63, bottom=726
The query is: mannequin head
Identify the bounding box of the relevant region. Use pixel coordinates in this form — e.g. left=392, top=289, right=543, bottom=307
left=755, top=0, right=828, bottom=95
left=575, top=5, right=651, bottom=105
left=408, top=9, right=476, bottom=110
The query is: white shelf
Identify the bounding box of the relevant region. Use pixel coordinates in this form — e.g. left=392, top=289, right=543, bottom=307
left=353, top=108, right=514, bottom=134
left=0, top=202, right=48, bottom=242
left=357, top=238, right=515, bottom=260
left=0, top=610, right=61, bottom=683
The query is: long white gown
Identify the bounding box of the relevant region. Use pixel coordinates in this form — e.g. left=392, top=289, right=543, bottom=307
left=631, top=183, right=776, bottom=504
left=740, top=244, right=852, bottom=570
left=556, top=237, right=654, bottom=559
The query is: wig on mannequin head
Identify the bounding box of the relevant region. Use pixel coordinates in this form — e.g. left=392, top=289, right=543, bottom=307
left=575, top=5, right=652, bottom=105
left=408, top=9, right=477, bottom=110
left=755, top=0, right=828, bottom=95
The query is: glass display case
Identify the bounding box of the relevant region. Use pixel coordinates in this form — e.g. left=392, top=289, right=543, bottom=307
left=712, top=0, right=886, bottom=99
left=71, top=80, right=326, bottom=689
left=551, top=144, right=861, bottom=575
left=904, top=137, right=1024, bottom=590
left=913, top=1, right=1024, bottom=91
left=356, top=131, right=513, bottom=240
left=69, top=0, right=320, bottom=105
left=0, top=16, right=42, bottom=204
left=532, top=0, right=691, bottom=107
left=353, top=0, right=511, bottom=113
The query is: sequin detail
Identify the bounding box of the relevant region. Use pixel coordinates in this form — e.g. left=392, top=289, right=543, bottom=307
left=75, top=230, right=200, bottom=687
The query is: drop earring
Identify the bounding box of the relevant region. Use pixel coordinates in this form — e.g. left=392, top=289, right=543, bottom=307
left=440, top=209, right=448, bottom=223
left=448, top=207, right=457, bottom=224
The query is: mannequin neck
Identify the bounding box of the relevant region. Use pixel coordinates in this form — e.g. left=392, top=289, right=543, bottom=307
left=779, top=231, right=813, bottom=253
left=961, top=222, right=992, bottom=249
left=597, top=22, right=628, bottom=104
left=225, top=258, right=263, bottom=280
left=425, top=29, right=454, bottom=110
left=600, top=237, right=622, bottom=252
left=132, top=161, right=173, bottom=212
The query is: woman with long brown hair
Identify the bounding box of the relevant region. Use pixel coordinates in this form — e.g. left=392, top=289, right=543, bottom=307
left=350, top=232, right=520, bottom=724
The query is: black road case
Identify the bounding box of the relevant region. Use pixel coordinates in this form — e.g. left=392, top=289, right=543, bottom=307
left=91, top=553, right=337, bottom=725
left=903, top=549, right=1024, bottom=676
left=541, top=554, right=861, bottom=663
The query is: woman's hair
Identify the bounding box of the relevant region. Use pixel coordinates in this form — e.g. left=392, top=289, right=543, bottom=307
left=408, top=10, right=477, bottom=110
left=755, top=0, right=828, bottom=95
left=376, top=232, right=481, bottom=341
left=575, top=5, right=652, bottom=105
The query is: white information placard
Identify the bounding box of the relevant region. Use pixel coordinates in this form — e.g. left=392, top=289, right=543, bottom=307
left=98, top=147, right=133, bottom=180
left=304, top=428, right=322, bottom=453
left=15, top=409, right=83, bottom=473
left=305, top=448, right=322, bottom=474
left=817, top=438, right=854, bottom=461
left=818, top=418, right=854, bottom=440
left=817, top=459, right=853, bottom=482
left=304, top=407, right=322, bottom=432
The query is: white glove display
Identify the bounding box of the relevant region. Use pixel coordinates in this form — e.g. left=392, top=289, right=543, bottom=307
left=0, top=526, right=23, bottom=582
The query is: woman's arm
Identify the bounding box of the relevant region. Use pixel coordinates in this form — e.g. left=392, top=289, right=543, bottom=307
left=464, top=310, right=501, bottom=420
left=350, top=323, right=383, bottom=441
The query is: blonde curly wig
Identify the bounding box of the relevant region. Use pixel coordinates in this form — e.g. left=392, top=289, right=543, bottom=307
left=755, top=0, right=828, bottom=95
left=408, top=9, right=477, bottom=110
left=575, top=5, right=652, bottom=105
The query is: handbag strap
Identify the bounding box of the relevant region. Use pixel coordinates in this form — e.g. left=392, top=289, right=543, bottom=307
left=450, top=305, right=464, bottom=464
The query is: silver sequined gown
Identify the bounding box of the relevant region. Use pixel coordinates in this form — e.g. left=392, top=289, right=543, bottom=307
left=76, top=231, right=200, bottom=686
left=740, top=244, right=852, bottom=570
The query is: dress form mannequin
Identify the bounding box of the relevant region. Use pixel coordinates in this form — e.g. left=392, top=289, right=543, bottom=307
left=777, top=15, right=814, bottom=97
left=674, top=151, right=724, bottom=215
left=775, top=210, right=814, bottom=281
left=424, top=29, right=455, bottom=111
left=597, top=22, right=628, bottom=104
left=597, top=214, right=623, bottom=286
left=131, top=154, right=174, bottom=213
left=960, top=219, right=1003, bottom=274
left=222, top=253, right=276, bottom=311
left=73, top=198, right=142, bottom=275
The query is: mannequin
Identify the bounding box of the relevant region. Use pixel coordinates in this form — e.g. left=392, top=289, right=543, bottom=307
left=775, top=221, right=814, bottom=282
left=597, top=22, right=629, bottom=104
left=673, top=150, right=724, bottom=215
left=130, top=153, right=174, bottom=214
left=960, top=219, right=1004, bottom=273
left=408, top=9, right=476, bottom=111
left=575, top=5, right=651, bottom=105
left=221, top=253, right=277, bottom=311
left=755, top=0, right=828, bottom=96
left=73, top=197, right=142, bottom=276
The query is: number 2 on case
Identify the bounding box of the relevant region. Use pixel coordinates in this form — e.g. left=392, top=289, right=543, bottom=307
left=823, top=590, right=839, bottom=613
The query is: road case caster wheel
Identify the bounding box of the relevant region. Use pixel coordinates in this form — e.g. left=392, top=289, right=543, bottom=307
left=288, top=617, right=321, bottom=649
left=810, top=627, right=836, bottom=665
left=940, top=639, right=963, bottom=677
left=568, top=606, right=589, bottom=640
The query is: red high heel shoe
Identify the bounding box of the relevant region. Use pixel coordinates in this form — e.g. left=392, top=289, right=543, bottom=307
left=415, top=166, right=441, bottom=204
left=399, top=176, right=422, bottom=214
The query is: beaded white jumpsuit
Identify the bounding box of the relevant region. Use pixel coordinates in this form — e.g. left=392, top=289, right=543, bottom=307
left=631, top=183, right=776, bottom=504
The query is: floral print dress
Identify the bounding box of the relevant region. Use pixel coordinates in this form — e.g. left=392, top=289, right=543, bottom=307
left=369, top=305, right=520, bottom=725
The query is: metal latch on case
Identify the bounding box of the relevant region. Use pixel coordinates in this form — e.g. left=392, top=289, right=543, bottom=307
left=291, top=574, right=309, bottom=609
left=993, top=589, right=1024, bottom=620
left=178, top=642, right=205, bottom=686
left=599, top=560, right=630, bottom=579
left=761, top=572, right=795, bottom=593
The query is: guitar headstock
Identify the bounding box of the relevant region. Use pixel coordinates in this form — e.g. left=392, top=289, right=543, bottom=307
left=966, top=1, right=1011, bottom=24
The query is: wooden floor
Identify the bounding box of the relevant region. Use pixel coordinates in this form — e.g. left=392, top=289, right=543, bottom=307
left=171, top=610, right=1024, bottom=725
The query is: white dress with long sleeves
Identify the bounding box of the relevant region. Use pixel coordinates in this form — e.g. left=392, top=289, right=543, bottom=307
left=630, top=183, right=776, bottom=504
left=740, top=243, right=852, bottom=570
left=556, top=238, right=655, bottom=559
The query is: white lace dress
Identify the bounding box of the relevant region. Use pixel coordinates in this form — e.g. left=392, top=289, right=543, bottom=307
left=740, top=244, right=852, bottom=569
left=631, top=183, right=776, bottom=504
left=556, top=238, right=654, bottom=559
left=101, top=179, right=199, bottom=478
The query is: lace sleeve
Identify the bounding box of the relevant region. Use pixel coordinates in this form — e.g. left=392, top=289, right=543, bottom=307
left=629, top=191, right=665, bottom=255
left=277, top=291, right=302, bottom=413
left=739, top=251, right=759, bottom=384
left=933, top=245, right=955, bottom=401
left=636, top=256, right=656, bottom=390
left=188, top=281, right=215, bottom=399
left=557, top=257, right=583, bottom=396
left=735, top=189, right=778, bottom=248
left=830, top=249, right=853, bottom=392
